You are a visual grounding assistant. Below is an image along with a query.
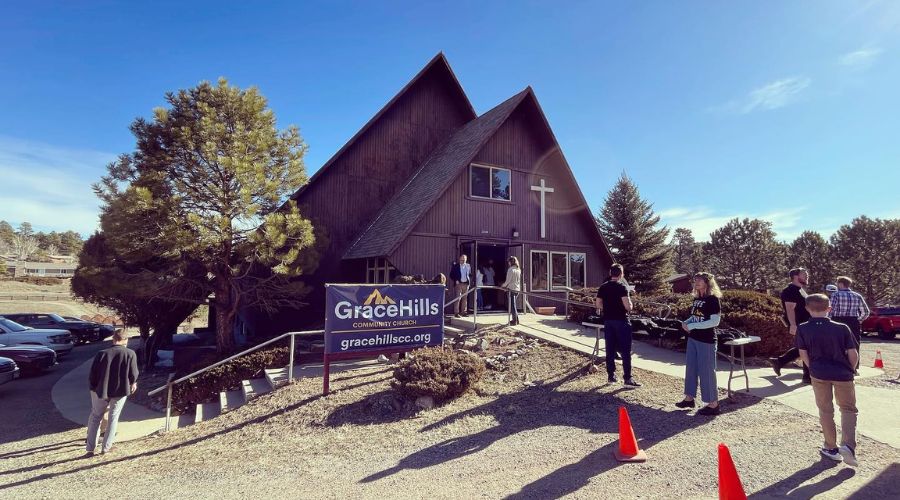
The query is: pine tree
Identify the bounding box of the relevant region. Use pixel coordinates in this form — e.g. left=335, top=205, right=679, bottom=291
left=704, top=218, right=786, bottom=290
left=95, top=78, right=318, bottom=354
left=671, top=227, right=706, bottom=275
left=788, top=231, right=834, bottom=293
left=595, top=173, right=672, bottom=293
left=830, top=216, right=900, bottom=304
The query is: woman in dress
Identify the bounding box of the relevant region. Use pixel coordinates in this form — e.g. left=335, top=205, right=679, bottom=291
left=501, top=256, right=522, bottom=326
left=676, top=272, right=723, bottom=415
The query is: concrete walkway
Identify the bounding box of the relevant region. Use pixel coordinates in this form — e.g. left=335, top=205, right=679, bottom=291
left=452, top=314, right=900, bottom=448
left=51, top=341, right=168, bottom=442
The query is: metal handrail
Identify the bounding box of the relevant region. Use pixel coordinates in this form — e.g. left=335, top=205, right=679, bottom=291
left=148, top=328, right=323, bottom=431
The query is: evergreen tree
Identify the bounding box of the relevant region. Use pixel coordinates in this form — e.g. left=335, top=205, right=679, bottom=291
left=95, top=78, right=318, bottom=354
left=704, top=218, right=786, bottom=290
left=671, top=227, right=706, bottom=275
left=17, top=222, right=34, bottom=237
left=830, top=216, right=900, bottom=305
left=0, top=220, right=14, bottom=247
left=788, top=231, right=834, bottom=293
left=595, top=173, right=672, bottom=293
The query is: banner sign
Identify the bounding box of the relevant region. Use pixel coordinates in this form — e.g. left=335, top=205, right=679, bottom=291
left=324, top=284, right=445, bottom=355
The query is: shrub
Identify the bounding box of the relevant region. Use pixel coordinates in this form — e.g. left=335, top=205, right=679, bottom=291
left=14, top=276, right=65, bottom=286
left=392, top=347, right=485, bottom=403
left=170, top=345, right=290, bottom=413
left=724, top=311, right=793, bottom=357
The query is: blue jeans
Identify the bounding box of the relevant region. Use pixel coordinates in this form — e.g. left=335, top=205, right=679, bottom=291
left=508, top=292, right=519, bottom=323
left=604, top=320, right=632, bottom=379
left=476, top=289, right=484, bottom=309
left=684, top=338, right=718, bottom=403
left=86, top=391, right=127, bottom=453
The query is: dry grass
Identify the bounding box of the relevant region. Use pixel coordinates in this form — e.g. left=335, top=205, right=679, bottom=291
left=2, top=330, right=898, bottom=499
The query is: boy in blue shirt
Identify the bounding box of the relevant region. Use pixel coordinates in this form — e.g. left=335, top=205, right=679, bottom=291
left=796, top=293, right=860, bottom=466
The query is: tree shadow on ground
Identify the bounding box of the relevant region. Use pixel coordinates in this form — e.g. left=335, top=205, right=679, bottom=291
left=749, top=458, right=852, bottom=498
left=361, top=366, right=761, bottom=498
left=0, top=369, right=388, bottom=489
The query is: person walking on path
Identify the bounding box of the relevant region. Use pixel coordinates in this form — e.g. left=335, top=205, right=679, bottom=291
left=85, top=329, right=139, bottom=456
left=501, top=256, right=522, bottom=326
left=770, top=268, right=812, bottom=383
left=675, top=272, right=723, bottom=415
left=449, top=254, right=472, bottom=317
left=829, top=276, right=870, bottom=366
left=797, top=293, right=860, bottom=466
left=595, top=264, right=641, bottom=387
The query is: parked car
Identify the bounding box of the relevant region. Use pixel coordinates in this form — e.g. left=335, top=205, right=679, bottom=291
left=0, top=356, right=19, bottom=386
left=0, top=344, right=57, bottom=374
left=0, top=317, right=75, bottom=356
left=63, top=316, right=116, bottom=340
left=862, top=307, right=900, bottom=340
left=2, top=313, right=101, bottom=343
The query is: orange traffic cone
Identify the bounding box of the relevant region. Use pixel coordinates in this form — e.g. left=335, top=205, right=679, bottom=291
left=718, top=443, right=747, bottom=500
left=874, top=350, right=884, bottom=369
left=614, top=406, right=647, bottom=462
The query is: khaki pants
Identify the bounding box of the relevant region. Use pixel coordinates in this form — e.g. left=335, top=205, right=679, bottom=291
left=811, top=377, right=857, bottom=450
left=455, top=282, right=469, bottom=314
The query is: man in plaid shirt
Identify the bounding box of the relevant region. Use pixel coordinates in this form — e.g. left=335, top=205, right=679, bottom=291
left=829, top=276, right=870, bottom=366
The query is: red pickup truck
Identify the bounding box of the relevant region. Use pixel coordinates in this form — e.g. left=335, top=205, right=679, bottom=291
left=862, top=307, right=900, bottom=340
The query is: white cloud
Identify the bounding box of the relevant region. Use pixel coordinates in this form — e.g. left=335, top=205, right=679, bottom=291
left=0, top=136, right=113, bottom=236
left=838, top=47, right=883, bottom=69
left=711, top=76, right=811, bottom=114
left=661, top=206, right=810, bottom=242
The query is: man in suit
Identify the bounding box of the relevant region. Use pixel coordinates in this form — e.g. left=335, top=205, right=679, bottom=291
left=449, top=254, right=472, bottom=318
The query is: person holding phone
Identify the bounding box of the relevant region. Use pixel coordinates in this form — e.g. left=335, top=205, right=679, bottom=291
left=675, top=272, right=723, bottom=415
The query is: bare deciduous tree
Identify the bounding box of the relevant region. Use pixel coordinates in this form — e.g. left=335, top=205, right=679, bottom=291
left=11, top=233, right=39, bottom=261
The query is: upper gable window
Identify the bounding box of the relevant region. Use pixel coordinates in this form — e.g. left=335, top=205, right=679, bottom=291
left=470, top=164, right=511, bottom=201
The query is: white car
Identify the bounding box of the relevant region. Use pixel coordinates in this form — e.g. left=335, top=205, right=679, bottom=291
left=0, top=317, right=75, bottom=356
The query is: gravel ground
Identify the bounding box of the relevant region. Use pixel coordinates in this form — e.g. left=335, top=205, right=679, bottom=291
left=1, top=333, right=897, bottom=499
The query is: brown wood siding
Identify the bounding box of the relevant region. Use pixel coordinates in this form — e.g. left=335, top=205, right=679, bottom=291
left=298, top=68, right=473, bottom=256
left=405, top=98, right=611, bottom=283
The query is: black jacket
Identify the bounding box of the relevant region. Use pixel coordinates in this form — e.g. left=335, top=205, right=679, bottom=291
left=89, top=345, right=139, bottom=399
left=449, top=262, right=472, bottom=283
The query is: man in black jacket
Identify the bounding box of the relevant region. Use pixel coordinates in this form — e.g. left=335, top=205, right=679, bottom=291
left=86, top=329, right=139, bottom=455
left=770, top=268, right=812, bottom=383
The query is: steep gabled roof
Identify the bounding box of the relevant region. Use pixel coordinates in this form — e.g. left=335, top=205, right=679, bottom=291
left=344, top=89, right=531, bottom=260
left=290, top=53, right=477, bottom=202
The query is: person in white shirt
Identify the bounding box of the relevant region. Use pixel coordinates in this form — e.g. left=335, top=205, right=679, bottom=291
left=483, top=260, right=496, bottom=309
left=501, top=256, right=522, bottom=325
left=475, top=266, right=485, bottom=311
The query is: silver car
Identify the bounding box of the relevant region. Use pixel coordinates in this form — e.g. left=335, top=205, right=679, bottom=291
left=0, top=356, right=19, bottom=386
left=0, top=317, right=75, bottom=356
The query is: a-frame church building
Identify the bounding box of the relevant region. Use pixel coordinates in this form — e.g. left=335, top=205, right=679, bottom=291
left=248, top=53, right=613, bottom=335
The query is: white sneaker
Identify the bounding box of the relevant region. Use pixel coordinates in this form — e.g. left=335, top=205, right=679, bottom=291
left=839, top=445, right=858, bottom=466
left=819, top=447, right=841, bottom=461
left=377, top=355, right=390, bottom=364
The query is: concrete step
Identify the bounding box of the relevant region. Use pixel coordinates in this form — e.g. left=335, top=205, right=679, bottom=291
left=264, top=366, right=289, bottom=389
left=243, top=377, right=274, bottom=399
left=220, top=389, right=245, bottom=413
left=194, top=401, right=221, bottom=424
left=170, top=412, right=195, bottom=430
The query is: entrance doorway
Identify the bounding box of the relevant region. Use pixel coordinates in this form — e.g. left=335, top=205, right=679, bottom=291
left=456, top=239, right=524, bottom=314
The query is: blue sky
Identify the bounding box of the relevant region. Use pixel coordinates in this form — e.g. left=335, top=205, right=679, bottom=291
left=1, top=1, right=898, bottom=241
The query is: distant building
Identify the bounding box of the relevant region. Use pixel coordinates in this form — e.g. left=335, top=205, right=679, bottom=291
left=668, top=274, right=693, bottom=294
left=4, top=261, right=76, bottom=278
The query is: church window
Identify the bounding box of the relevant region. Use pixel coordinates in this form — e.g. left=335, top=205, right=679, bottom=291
left=470, top=164, right=511, bottom=201
left=569, top=253, right=586, bottom=289
left=530, top=250, right=549, bottom=291
left=366, top=258, right=396, bottom=284
left=551, top=252, right=568, bottom=290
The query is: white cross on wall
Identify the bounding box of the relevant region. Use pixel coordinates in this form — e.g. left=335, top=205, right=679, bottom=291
left=530, top=178, right=554, bottom=239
